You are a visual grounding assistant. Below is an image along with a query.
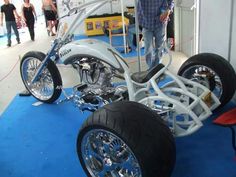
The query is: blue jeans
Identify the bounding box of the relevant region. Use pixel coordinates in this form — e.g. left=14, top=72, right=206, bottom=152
left=127, top=24, right=136, bottom=47
left=5, top=21, right=20, bottom=45
left=143, top=25, right=166, bottom=69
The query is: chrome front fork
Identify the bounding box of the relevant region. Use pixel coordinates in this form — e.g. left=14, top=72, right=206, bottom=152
left=30, top=42, right=58, bottom=84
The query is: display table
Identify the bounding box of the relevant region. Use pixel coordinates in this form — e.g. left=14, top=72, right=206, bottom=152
left=84, top=13, right=129, bottom=36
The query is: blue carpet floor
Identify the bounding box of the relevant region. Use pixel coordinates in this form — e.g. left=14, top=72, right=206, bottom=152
left=173, top=102, right=236, bottom=177
left=0, top=95, right=236, bottom=177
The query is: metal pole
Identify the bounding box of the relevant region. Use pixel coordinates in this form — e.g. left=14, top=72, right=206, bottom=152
left=110, top=1, right=113, bottom=13
left=134, top=0, right=141, bottom=72
left=193, top=1, right=196, bottom=55
left=195, top=0, right=200, bottom=54
left=120, top=0, right=127, bottom=54
left=179, top=6, right=182, bottom=52
left=198, top=0, right=201, bottom=53
left=228, top=0, right=234, bottom=63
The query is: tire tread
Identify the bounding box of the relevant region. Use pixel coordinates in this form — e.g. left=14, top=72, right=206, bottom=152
left=77, top=101, right=176, bottom=177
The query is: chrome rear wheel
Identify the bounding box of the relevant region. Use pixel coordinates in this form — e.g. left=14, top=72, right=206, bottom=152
left=180, top=65, right=223, bottom=100
left=178, top=53, right=236, bottom=109
left=81, top=129, right=142, bottom=177
left=77, top=101, right=176, bottom=177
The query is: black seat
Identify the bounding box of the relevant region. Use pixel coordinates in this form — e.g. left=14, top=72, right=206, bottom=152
left=131, top=64, right=165, bottom=83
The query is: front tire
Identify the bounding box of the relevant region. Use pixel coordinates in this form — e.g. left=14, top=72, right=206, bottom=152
left=20, top=51, right=62, bottom=103
left=77, top=101, right=176, bottom=177
left=178, top=53, right=236, bottom=109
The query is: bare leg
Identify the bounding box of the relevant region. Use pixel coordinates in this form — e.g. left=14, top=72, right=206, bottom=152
left=49, top=20, right=56, bottom=36
left=51, top=20, right=57, bottom=35
left=47, top=21, right=54, bottom=36
left=53, top=20, right=57, bottom=33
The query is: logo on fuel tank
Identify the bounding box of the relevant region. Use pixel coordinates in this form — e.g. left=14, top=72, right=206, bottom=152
left=60, top=49, right=72, bottom=58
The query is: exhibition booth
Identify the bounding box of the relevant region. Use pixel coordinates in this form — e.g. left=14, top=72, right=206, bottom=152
left=0, top=0, right=236, bottom=177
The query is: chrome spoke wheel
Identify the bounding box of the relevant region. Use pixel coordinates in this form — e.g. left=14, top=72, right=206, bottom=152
left=21, top=57, right=54, bottom=101
left=180, top=65, right=223, bottom=99
left=78, top=102, right=176, bottom=177
left=81, top=129, right=142, bottom=177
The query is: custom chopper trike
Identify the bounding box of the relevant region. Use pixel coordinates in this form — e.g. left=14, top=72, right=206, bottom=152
left=20, top=0, right=236, bottom=177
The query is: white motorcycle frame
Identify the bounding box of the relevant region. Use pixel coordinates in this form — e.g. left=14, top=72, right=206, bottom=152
left=38, top=0, right=221, bottom=137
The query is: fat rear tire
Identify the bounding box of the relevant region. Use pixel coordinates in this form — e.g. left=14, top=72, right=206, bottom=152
left=178, top=53, right=236, bottom=109
left=77, top=101, right=176, bottom=177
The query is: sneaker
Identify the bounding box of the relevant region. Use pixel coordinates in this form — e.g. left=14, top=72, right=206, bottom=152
left=7, top=43, right=11, bottom=47
left=17, top=40, right=21, bottom=44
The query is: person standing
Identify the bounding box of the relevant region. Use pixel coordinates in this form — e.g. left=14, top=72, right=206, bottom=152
left=138, top=0, right=174, bottom=69
left=125, top=10, right=136, bottom=53
left=0, top=0, right=21, bottom=47
left=42, top=0, right=57, bottom=36
left=22, top=0, right=37, bottom=41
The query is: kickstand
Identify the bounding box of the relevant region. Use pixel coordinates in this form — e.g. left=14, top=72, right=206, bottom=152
left=19, top=90, right=31, bottom=97
left=57, top=88, right=73, bottom=104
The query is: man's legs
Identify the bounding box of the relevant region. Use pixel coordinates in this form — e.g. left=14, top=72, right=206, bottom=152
left=11, top=21, right=20, bottom=43
left=5, top=21, right=12, bottom=46
left=127, top=24, right=136, bottom=48
left=143, top=28, right=154, bottom=69
left=153, top=24, right=166, bottom=67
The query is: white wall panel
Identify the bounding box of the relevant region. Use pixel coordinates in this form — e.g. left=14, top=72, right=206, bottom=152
left=199, top=0, right=231, bottom=59
left=175, top=0, right=195, bottom=57
left=180, top=9, right=194, bottom=57
left=199, top=0, right=236, bottom=102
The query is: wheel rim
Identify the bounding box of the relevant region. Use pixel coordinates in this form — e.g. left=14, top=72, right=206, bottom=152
left=181, top=65, right=223, bottom=100
left=81, top=129, right=142, bottom=177
left=21, top=57, right=54, bottom=101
